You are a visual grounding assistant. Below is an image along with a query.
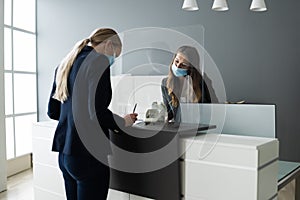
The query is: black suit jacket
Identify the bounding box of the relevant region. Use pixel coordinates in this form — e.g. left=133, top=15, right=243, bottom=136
left=47, top=46, right=124, bottom=156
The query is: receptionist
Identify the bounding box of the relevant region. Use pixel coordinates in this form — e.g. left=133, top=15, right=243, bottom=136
left=161, top=46, right=211, bottom=122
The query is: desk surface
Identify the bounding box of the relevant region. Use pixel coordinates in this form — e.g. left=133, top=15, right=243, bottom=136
left=133, top=122, right=216, bottom=135
left=278, top=160, right=300, bottom=190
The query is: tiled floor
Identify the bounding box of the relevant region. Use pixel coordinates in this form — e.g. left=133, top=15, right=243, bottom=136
left=0, top=169, right=33, bottom=200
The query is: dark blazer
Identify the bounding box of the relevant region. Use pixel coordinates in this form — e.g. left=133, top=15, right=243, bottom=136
left=47, top=46, right=124, bottom=156
left=161, top=77, right=211, bottom=122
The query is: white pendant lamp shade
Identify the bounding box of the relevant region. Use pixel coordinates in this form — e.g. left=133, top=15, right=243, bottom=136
left=182, top=0, right=199, bottom=11
left=250, top=0, right=267, bottom=11
left=212, top=0, right=229, bottom=11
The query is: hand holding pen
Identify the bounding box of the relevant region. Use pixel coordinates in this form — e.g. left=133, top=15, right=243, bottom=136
left=124, top=103, right=138, bottom=127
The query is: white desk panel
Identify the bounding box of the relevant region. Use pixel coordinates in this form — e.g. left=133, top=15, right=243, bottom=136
left=181, top=103, right=276, bottom=138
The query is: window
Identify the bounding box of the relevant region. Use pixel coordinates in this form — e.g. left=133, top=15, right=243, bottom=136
left=4, top=0, right=37, bottom=159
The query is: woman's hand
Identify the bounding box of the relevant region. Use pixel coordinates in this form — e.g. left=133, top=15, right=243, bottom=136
left=124, top=113, right=138, bottom=127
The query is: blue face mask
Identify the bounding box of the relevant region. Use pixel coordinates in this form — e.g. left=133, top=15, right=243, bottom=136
left=106, top=54, right=115, bottom=66
left=105, top=43, right=116, bottom=66
left=172, top=64, right=188, bottom=77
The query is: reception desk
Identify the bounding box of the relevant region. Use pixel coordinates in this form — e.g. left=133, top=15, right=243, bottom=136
left=32, top=121, right=278, bottom=200
left=182, top=134, right=278, bottom=200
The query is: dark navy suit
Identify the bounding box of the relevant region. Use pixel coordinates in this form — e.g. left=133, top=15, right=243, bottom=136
left=47, top=46, right=124, bottom=200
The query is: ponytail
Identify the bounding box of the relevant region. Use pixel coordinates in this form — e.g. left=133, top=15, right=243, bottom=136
left=52, top=38, right=90, bottom=102
left=52, top=28, right=121, bottom=102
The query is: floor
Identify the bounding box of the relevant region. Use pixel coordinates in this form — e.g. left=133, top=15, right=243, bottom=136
left=0, top=168, right=296, bottom=200
left=0, top=169, right=33, bottom=200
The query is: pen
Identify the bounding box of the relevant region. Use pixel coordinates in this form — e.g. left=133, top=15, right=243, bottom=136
left=132, top=103, right=137, bottom=113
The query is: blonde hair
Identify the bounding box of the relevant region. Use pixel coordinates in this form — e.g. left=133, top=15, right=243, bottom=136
left=53, top=28, right=121, bottom=102
left=167, top=46, right=202, bottom=107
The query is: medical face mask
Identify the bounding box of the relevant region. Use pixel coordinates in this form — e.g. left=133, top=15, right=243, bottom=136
left=105, top=43, right=117, bottom=66
left=172, top=64, right=188, bottom=77
left=106, top=53, right=116, bottom=66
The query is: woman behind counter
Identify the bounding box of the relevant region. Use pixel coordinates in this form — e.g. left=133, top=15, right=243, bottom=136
left=161, top=46, right=211, bottom=122
left=47, top=28, right=137, bottom=200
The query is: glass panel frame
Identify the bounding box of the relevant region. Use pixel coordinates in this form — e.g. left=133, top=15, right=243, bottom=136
left=4, top=0, right=38, bottom=161
left=15, top=114, right=37, bottom=157
left=13, top=0, right=36, bottom=32
left=4, top=73, right=13, bottom=115
left=5, top=117, right=15, bottom=159
left=13, top=30, right=36, bottom=72
left=14, top=73, right=37, bottom=114
left=4, top=0, right=12, bottom=26
left=4, top=27, right=12, bottom=70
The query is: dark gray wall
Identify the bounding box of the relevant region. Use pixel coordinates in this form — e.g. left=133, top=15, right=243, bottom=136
left=37, top=0, right=300, bottom=161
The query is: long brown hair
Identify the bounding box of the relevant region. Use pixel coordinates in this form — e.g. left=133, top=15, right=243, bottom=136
left=166, top=46, right=203, bottom=107
left=53, top=28, right=121, bottom=102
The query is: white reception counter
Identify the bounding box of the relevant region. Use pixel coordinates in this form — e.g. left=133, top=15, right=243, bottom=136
left=32, top=121, right=278, bottom=200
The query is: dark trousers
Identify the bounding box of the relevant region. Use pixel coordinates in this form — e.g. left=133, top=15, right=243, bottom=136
left=58, top=153, right=110, bottom=200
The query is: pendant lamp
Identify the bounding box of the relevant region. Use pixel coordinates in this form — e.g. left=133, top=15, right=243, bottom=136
left=182, top=0, right=199, bottom=11
left=250, top=0, right=267, bottom=11
left=212, top=0, right=229, bottom=11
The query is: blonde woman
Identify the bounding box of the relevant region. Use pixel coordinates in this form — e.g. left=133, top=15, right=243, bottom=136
left=47, top=28, right=137, bottom=199
left=161, top=46, right=211, bottom=122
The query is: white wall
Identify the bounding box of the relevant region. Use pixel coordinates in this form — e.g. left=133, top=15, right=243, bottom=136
left=0, top=0, right=7, bottom=192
